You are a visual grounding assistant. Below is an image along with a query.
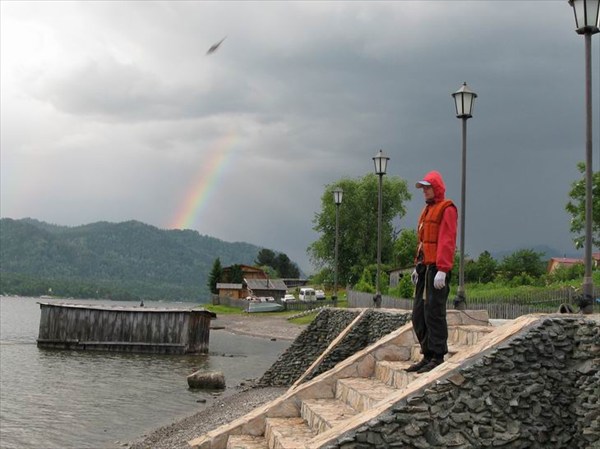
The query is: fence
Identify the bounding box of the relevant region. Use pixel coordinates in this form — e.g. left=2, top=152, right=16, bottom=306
left=213, top=295, right=337, bottom=312
left=347, top=287, right=600, bottom=319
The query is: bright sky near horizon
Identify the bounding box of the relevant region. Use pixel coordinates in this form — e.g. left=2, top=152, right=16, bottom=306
left=1, top=1, right=599, bottom=273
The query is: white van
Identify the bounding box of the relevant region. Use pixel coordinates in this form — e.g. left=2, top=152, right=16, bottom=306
left=298, top=287, right=316, bottom=301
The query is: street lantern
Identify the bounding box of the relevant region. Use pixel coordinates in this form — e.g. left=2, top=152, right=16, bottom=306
left=372, top=150, right=389, bottom=308
left=569, top=0, right=600, bottom=33
left=567, top=0, right=599, bottom=314
left=451, top=82, right=477, bottom=311
left=373, top=149, right=390, bottom=175
left=333, top=187, right=343, bottom=302
left=333, top=187, right=344, bottom=206
left=452, top=82, right=478, bottom=119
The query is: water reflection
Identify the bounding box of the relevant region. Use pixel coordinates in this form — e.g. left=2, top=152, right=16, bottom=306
left=0, top=297, right=289, bottom=449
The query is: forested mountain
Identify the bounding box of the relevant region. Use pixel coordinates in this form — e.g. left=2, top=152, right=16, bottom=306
left=0, top=218, right=264, bottom=302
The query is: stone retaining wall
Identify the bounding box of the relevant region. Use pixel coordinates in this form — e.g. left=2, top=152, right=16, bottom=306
left=325, top=316, right=600, bottom=449
left=259, top=308, right=412, bottom=387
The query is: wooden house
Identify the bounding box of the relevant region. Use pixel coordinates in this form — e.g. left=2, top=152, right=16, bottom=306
left=245, top=278, right=288, bottom=300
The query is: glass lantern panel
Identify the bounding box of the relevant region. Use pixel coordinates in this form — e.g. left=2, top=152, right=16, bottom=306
left=573, top=0, right=600, bottom=27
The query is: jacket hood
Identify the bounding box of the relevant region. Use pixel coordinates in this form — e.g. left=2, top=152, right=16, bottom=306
left=419, top=170, right=446, bottom=202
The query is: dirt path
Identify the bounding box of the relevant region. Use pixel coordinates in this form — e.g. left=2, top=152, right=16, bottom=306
left=210, top=313, right=306, bottom=341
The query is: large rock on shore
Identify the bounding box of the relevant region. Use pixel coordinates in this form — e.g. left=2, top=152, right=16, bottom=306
left=187, top=370, right=225, bottom=390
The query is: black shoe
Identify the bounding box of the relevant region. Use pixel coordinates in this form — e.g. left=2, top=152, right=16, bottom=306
left=416, top=358, right=443, bottom=374
left=405, top=358, right=431, bottom=372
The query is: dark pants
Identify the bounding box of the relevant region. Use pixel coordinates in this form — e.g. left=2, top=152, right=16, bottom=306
left=412, top=264, right=449, bottom=359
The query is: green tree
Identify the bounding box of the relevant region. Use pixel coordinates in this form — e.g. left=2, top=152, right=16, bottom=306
left=565, top=162, right=600, bottom=250
left=498, top=249, right=545, bottom=281
left=274, top=253, right=300, bottom=278
left=255, top=248, right=300, bottom=278
left=255, top=249, right=276, bottom=267
left=308, top=174, right=411, bottom=286
left=474, top=251, right=497, bottom=283
left=226, top=264, right=244, bottom=283
left=207, top=258, right=222, bottom=294
left=389, top=273, right=414, bottom=299
left=393, top=228, right=417, bottom=268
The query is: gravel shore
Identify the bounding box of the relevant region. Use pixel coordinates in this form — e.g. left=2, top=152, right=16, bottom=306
left=125, top=314, right=306, bottom=449
left=127, top=385, right=287, bottom=449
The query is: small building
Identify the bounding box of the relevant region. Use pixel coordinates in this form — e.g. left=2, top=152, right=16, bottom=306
left=282, top=278, right=309, bottom=288
left=387, top=267, right=412, bottom=288
left=547, top=253, right=600, bottom=273
left=37, top=302, right=216, bottom=354
left=216, top=283, right=244, bottom=299
left=246, top=278, right=288, bottom=300
left=547, top=257, right=583, bottom=273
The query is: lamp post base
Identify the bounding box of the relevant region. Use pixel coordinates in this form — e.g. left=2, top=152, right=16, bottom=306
left=373, top=293, right=382, bottom=309
left=453, top=293, right=467, bottom=310
left=580, top=277, right=594, bottom=315
left=578, top=292, right=594, bottom=315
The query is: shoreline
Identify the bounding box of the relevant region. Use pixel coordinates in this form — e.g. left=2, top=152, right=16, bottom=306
left=209, top=313, right=306, bottom=341
left=125, top=314, right=306, bottom=449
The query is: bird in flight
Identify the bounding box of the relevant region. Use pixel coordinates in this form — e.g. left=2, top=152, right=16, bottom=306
left=207, top=37, right=226, bottom=55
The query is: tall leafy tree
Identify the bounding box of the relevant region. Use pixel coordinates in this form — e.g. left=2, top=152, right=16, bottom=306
left=207, top=258, right=222, bottom=294
left=565, top=162, right=600, bottom=249
left=393, top=228, right=418, bottom=268
left=274, top=253, right=300, bottom=278
left=498, top=249, right=545, bottom=281
left=228, top=264, right=244, bottom=283
left=308, top=174, right=411, bottom=285
left=255, top=249, right=276, bottom=267
left=464, top=251, right=497, bottom=283
left=475, top=251, right=497, bottom=283
left=255, top=248, right=300, bottom=278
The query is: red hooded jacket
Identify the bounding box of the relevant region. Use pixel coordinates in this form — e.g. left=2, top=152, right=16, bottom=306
left=416, top=171, right=457, bottom=273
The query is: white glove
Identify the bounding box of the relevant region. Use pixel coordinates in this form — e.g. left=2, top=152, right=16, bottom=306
left=411, top=269, right=419, bottom=285
left=433, top=271, right=446, bottom=289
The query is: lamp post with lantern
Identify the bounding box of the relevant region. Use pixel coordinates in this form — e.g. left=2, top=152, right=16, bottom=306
left=333, top=187, right=343, bottom=302
left=567, top=0, right=599, bottom=314
left=372, top=150, right=389, bottom=308
left=451, top=82, right=477, bottom=311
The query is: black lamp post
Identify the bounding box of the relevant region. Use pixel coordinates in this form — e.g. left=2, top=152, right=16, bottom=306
left=451, top=82, right=477, bottom=311
left=568, top=0, right=599, bottom=314
left=373, top=150, right=389, bottom=308
left=333, top=187, right=343, bottom=302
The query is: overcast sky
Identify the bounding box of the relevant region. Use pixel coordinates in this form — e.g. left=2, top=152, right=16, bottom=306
left=1, top=1, right=599, bottom=273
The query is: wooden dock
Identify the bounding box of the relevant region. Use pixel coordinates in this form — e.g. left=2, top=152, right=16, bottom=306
left=36, top=302, right=216, bottom=354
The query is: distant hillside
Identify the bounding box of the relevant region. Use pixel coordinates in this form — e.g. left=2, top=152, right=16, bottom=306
left=0, top=218, right=266, bottom=302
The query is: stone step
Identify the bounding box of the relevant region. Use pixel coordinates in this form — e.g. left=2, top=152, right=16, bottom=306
left=374, top=360, right=416, bottom=388
left=227, top=434, right=269, bottom=449
left=301, top=398, right=359, bottom=434
left=409, top=343, right=464, bottom=362
left=448, top=324, right=494, bottom=345
left=264, top=417, right=316, bottom=449
left=335, top=377, right=399, bottom=412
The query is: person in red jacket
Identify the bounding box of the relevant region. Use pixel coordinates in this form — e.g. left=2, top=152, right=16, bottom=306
left=406, top=170, right=458, bottom=374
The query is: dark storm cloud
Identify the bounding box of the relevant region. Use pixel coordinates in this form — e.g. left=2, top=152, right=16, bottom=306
left=1, top=1, right=598, bottom=271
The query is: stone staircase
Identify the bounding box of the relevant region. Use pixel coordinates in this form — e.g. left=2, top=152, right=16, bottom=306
left=189, top=310, right=538, bottom=449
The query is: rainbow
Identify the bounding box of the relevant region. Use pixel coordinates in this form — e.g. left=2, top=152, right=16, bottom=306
left=169, top=132, right=238, bottom=230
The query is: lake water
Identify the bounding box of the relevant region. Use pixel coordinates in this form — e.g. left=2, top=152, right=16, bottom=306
left=0, top=296, right=290, bottom=449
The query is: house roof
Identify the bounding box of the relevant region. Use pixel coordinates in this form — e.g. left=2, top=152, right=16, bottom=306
left=549, top=257, right=581, bottom=264
left=245, top=278, right=287, bottom=291
left=222, top=265, right=264, bottom=273
left=216, top=283, right=243, bottom=290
